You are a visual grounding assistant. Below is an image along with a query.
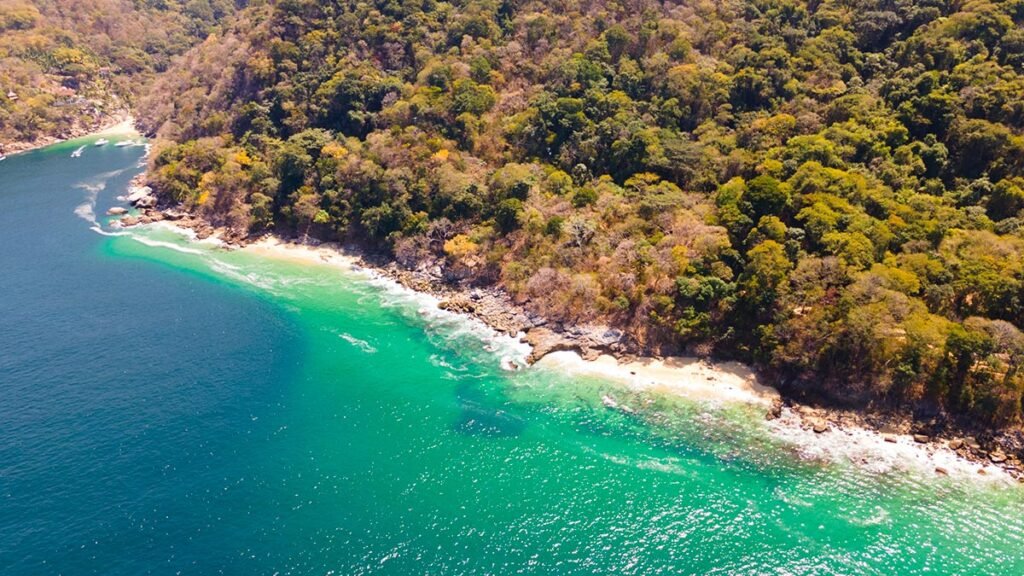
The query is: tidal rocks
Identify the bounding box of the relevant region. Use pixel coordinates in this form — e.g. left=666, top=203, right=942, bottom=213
left=438, top=297, right=476, bottom=314
left=106, top=206, right=127, bottom=215
left=126, top=185, right=156, bottom=208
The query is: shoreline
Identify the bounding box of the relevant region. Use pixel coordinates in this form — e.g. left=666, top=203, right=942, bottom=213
left=246, top=236, right=777, bottom=409
left=208, top=235, right=1024, bottom=483
left=3, top=113, right=137, bottom=156
left=108, top=195, right=1024, bottom=483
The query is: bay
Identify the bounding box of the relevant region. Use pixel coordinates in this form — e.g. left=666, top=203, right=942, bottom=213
left=1, top=138, right=1023, bottom=575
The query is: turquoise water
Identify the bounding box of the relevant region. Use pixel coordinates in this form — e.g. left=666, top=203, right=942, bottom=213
left=2, top=140, right=1024, bottom=574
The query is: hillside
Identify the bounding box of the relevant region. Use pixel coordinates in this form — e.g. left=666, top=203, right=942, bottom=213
left=137, top=0, right=1024, bottom=427
left=0, top=0, right=242, bottom=151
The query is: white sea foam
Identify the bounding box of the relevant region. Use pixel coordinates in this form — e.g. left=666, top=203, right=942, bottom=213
left=428, top=353, right=467, bottom=371
left=90, top=225, right=129, bottom=237
left=353, top=268, right=531, bottom=370
left=73, top=168, right=131, bottom=225
left=766, top=407, right=1014, bottom=484
left=73, top=183, right=103, bottom=224
left=340, top=333, right=378, bottom=354
left=74, top=201, right=96, bottom=224
left=129, top=235, right=207, bottom=256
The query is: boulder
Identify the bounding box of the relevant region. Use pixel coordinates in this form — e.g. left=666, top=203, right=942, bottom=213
left=948, top=439, right=964, bottom=451
left=524, top=327, right=576, bottom=363
left=106, top=206, right=127, bottom=215
left=990, top=452, right=1008, bottom=464
left=913, top=434, right=930, bottom=444
left=811, top=419, right=829, bottom=434
left=883, top=434, right=897, bottom=443
left=438, top=297, right=476, bottom=314
left=935, top=466, right=949, bottom=476
left=126, top=185, right=153, bottom=204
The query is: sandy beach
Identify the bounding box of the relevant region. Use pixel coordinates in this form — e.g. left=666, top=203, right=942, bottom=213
left=4, top=114, right=137, bottom=156
left=245, top=236, right=361, bottom=270
left=536, top=350, right=779, bottom=405
left=93, top=117, right=138, bottom=137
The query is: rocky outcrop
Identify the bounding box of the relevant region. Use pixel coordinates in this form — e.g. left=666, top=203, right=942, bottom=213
left=126, top=185, right=156, bottom=208
left=523, top=325, right=625, bottom=363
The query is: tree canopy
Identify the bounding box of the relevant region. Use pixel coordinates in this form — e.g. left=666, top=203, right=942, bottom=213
left=137, top=0, right=1024, bottom=427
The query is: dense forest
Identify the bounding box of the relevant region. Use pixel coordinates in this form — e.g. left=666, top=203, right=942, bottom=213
left=0, top=0, right=242, bottom=147
left=130, top=0, right=1024, bottom=427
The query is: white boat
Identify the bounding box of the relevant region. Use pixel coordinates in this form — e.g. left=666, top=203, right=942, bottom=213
left=71, top=146, right=85, bottom=158
left=115, top=140, right=132, bottom=147
left=94, top=138, right=109, bottom=146
left=0, top=154, right=6, bottom=162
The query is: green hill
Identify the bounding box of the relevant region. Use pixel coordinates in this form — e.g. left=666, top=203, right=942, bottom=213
left=138, top=0, right=1024, bottom=426
left=0, top=0, right=241, bottom=150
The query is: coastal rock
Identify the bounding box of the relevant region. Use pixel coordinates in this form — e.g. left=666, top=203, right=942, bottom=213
left=883, top=434, right=897, bottom=443
left=524, top=327, right=577, bottom=363
left=990, top=451, right=1008, bottom=464
left=126, top=185, right=156, bottom=208
left=120, top=215, right=139, bottom=227
left=438, top=297, right=476, bottom=314
left=106, top=206, right=127, bottom=215
left=935, top=466, right=949, bottom=476
left=143, top=209, right=164, bottom=222
left=811, top=419, right=829, bottom=434
left=948, top=439, right=964, bottom=450
left=913, top=434, right=930, bottom=444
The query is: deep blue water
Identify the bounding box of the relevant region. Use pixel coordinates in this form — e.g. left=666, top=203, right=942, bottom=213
left=0, top=142, right=304, bottom=572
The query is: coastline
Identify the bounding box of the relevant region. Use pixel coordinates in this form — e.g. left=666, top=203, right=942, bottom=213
left=3, top=113, right=137, bottom=156
left=109, top=208, right=1023, bottom=483
left=218, top=235, right=1024, bottom=483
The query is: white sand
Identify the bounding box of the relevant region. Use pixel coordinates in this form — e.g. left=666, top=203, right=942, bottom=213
left=537, top=351, right=779, bottom=405
left=244, top=236, right=359, bottom=269
left=95, top=116, right=138, bottom=137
